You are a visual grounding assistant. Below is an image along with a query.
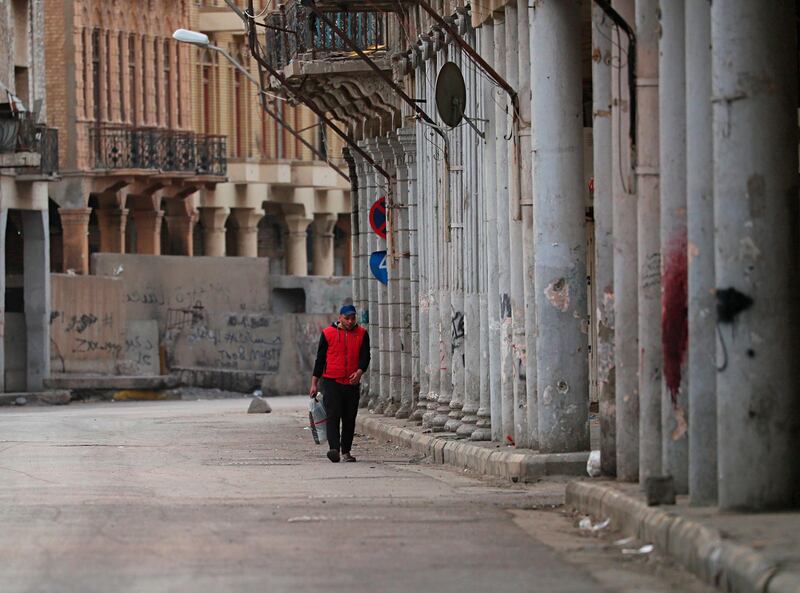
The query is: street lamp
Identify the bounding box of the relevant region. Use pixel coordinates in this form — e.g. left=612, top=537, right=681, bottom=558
left=172, top=28, right=348, bottom=181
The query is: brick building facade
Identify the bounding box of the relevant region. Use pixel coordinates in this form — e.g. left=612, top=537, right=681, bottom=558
left=43, top=0, right=352, bottom=277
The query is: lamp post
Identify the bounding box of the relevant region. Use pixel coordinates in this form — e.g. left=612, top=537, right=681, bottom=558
left=172, top=29, right=349, bottom=181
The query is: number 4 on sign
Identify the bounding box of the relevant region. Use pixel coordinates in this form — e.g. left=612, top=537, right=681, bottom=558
left=370, top=250, right=388, bottom=285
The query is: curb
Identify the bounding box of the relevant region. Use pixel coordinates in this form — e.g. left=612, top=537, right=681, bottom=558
left=356, top=415, right=589, bottom=482
left=0, top=390, right=72, bottom=407
left=565, top=481, right=800, bottom=593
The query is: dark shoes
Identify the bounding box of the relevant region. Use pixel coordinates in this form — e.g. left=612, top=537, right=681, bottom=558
left=341, top=452, right=356, bottom=463
left=327, top=449, right=341, bottom=463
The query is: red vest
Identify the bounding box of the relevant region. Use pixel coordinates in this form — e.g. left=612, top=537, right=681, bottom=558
left=322, top=323, right=366, bottom=384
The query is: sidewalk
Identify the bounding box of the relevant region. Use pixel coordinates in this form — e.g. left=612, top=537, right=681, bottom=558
left=355, top=413, right=589, bottom=482
left=357, top=412, right=800, bottom=593
left=566, top=481, right=800, bottom=593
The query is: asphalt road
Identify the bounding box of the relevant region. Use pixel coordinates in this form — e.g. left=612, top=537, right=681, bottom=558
left=0, top=397, right=716, bottom=593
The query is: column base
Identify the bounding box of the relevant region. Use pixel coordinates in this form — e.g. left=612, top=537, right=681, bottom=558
left=395, top=402, right=412, bottom=419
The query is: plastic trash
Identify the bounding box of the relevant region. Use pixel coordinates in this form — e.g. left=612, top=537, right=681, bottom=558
left=587, top=449, right=601, bottom=477
left=308, top=393, right=327, bottom=445
left=622, top=544, right=654, bottom=555
left=579, top=516, right=611, bottom=532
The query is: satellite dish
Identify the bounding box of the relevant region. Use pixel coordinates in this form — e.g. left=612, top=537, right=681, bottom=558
left=435, top=62, right=467, bottom=128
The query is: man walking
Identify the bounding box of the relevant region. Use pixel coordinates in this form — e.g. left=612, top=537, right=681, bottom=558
left=310, top=304, right=370, bottom=463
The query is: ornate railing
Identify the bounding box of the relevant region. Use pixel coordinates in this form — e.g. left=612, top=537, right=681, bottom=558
left=264, top=1, right=388, bottom=72
left=0, top=111, right=59, bottom=176
left=90, top=126, right=226, bottom=176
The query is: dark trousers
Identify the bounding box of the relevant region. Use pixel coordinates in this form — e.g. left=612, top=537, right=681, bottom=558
left=322, top=379, right=360, bottom=453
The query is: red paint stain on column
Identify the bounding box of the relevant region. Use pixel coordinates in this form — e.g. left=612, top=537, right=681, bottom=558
left=662, top=236, right=688, bottom=404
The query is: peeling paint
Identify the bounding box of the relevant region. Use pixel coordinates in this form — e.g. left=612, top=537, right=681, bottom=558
left=739, top=236, right=761, bottom=263
left=544, top=278, right=570, bottom=312
left=542, top=385, right=554, bottom=405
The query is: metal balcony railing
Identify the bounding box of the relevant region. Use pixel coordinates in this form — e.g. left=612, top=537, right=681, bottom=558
left=90, top=126, right=226, bottom=176
left=0, top=111, right=59, bottom=177
left=264, top=1, right=388, bottom=72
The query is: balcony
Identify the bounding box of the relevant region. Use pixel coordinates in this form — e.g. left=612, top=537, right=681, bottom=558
left=259, top=0, right=399, bottom=139
left=264, top=2, right=388, bottom=72
left=90, top=127, right=227, bottom=178
left=0, top=112, right=59, bottom=177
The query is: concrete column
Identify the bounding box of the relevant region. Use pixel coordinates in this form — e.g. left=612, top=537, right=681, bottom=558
left=0, top=209, right=6, bottom=393
left=284, top=214, right=311, bottom=273
left=659, top=0, right=689, bottom=494
left=385, top=133, right=406, bottom=418
left=483, top=20, right=502, bottom=442
left=712, top=0, right=800, bottom=511
left=445, top=43, right=466, bottom=434
left=433, top=40, right=453, bottom=433
left=130, top=209, right=164, bottom=256
left=230, top=208, right=265, bottom=259
left=686, top=0, right=716, bottom=506
left=459, top=27, right=481, bottom=438
left=356, top=156, right=373, bottom=408
left=531, top=0, right=590, bottom=453
left=199, top=207, right=229, bottom=257
left=311, top=213, right=337, bottom=276
left=505, top=2, right=528, bottom=448
left=358, top=145, right=381, bottom=412
left=636, top=0, right=663, bottom=482
left=164, top=212, right=197, bottom=256
left=472, top=23, right=493, bottom=442
left=393, top=131, right=414, bottom=419
left=493, top=14, right=513, bottom=444
left=23, top=209, right=50, bottom=391
left=412, top=57, right=430, bottom=423
left=400, top=127, right=421, bottom=421
left=592, top=3, right=616, bottom=475
left=59, top=207, right=92, bottom=274
left=372, top=138, right=395, bottom=416
left=612, top=0, right=639, bottom=483
left=338, top=215, right=352, bottom=276
left=519, top=0, right=537, bottom=449
left=96, top=208, right=129, bottom=254
left=423, top=40, right=441, bottom=428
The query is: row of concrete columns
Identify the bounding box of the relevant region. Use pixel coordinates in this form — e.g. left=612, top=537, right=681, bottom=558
left=57, top=203, right=340, bottom=276
left=350, top=0, right=800, bottom=511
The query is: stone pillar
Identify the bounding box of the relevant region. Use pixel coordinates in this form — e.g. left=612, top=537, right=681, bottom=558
left=411, top=55, right=430, bottom=424
left=0, top=209, right=6, bottom=393
left=199, top=207, right=229, bottom=257
left=23, top=209, right=50, bottom=391
left=636, top=0, right=663, bottom=483
left=473, top=22, right=494, bottom=442
left=400, top=127, right=419, bottom=421
left=446, top=43, right=466, bottom=434
left=311, top=213, right=337, bottom=276
left=96, top=208, right=129, bottom=254
left=284, top=214, right=311, bottom=274
left=231, top=208, right=264, bottom=258
left=686, top=0, right=716, bottom=506
left=531, top=0, right=590, bottom=453
left=518, top=0, right=537, bottom=448
left=164, top=211, right=197, bottom=256
left=613, top=0, right=639, bottom=483
left=712, top=0, right=800, bottom=510
left=592, top=1, right=616, bottom=475
left=659, top=0, right=689, bottom=495
left=505, top=1, right=528, bottom=447
left=131, top=210, right=164, bottom=255
left=59, top=207, right=92, bottom=274
left=459, top=26, right=482, bottom=438
left=432, top=40, right=453, bottom=433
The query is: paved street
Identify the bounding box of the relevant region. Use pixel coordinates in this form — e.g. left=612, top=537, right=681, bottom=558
left=0, top=397, right=715, bottom=593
